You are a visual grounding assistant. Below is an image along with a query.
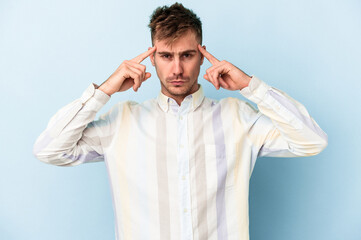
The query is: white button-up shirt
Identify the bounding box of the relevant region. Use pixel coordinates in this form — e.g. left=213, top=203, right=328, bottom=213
left=34, top=76, right=327, bottom=240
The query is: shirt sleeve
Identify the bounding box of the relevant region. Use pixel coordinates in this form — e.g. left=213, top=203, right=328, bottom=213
left=33, top=84, right=111, bottom=166
left=240, top=76, right=328, bottom=158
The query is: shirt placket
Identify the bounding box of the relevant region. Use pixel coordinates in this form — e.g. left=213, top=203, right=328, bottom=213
left=174, top=98, right=193, bottom=240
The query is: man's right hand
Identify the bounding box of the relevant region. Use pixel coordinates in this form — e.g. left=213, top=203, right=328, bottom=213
left=98, top=47, right=157, bottom=96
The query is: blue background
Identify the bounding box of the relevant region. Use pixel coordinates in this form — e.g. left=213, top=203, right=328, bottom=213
left=1, top=0, right=360, bottom=239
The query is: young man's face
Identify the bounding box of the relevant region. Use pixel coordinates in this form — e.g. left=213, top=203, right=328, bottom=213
left=150, top=30, right=204, bottom=104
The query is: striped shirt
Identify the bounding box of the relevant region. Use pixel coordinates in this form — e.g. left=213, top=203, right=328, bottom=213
left=33, top=76, right=327, bottom=240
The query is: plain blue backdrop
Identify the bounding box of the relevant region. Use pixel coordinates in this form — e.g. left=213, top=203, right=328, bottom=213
left=1, top=0, right=360, bottom=239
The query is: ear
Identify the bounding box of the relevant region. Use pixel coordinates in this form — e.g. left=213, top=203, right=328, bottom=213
left=149, top=47, right=155, bottom=66
left=200, top=45, right=206, bottom=65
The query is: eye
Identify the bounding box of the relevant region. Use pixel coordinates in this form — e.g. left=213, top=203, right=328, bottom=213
left=161, top=54, right=171, bottom=59
left=182, top=53, right=194, bottom=59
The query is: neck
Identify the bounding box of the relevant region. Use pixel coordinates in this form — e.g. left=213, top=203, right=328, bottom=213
left=162, top=84, right=200, bottom=106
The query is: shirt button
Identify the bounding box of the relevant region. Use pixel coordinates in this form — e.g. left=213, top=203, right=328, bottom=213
left=183, top=208, right=188, bottom=213
left=180, top=116, right=183, bottom=120
left=182, top=175, right=186, bottom=180
left=180, top=144, right=184, bottom=148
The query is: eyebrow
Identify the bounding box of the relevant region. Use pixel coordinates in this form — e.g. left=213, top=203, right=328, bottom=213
left=157, top=50, right=197, bottom=55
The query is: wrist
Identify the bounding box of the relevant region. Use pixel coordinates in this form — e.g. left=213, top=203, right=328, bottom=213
left=239, top=75, right=252, bottom=90
left=98, top=83, right=115, bottom=96
left=244, top=75, right=252, bottom=87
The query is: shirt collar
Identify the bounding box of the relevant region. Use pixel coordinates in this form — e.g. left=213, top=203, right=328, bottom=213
left=157, top=85, right=205, bottom=113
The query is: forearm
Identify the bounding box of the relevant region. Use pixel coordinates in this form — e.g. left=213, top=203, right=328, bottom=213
left=241, top=76, right=328, bottom=157
left=33, top=84, right=110, bottom=166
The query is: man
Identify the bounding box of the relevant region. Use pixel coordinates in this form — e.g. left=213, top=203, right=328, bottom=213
left=33, top=3, right=327, bottom=240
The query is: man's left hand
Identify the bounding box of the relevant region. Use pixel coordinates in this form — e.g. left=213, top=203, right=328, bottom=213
left=198, top=45, right=251, bottom=91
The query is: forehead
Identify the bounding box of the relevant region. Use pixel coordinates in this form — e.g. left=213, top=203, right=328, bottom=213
left=154, top=31, right=199, bottom=52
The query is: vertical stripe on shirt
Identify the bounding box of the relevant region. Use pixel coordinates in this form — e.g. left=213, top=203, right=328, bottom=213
left=192, top=108, right=209, bottom=240
left=212, top=104, right=228, bottom=240
left=116, top=105, right=132, bottom=239
left=167, top=112, right=181, bottom=240
left=156, top=113, right=171, bottom=239
left=132, top=106, right=150, bottom=239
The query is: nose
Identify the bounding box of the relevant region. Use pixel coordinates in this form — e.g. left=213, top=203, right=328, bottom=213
left=172, top=58, right=183, bottom=76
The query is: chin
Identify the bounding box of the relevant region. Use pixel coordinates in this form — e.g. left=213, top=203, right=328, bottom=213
left=168, top=88, right=189, bottom=96
left=161, top=80, right=198, bottom=98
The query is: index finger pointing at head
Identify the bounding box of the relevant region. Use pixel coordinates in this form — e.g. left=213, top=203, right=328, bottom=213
left=198, top=45, right=220, bottom=65
left=131, top=47, right=157, bottom=64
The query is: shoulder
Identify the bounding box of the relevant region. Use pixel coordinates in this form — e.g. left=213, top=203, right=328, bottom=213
left=204, top=96, right=257, bottom=114
left=203, top=96, right=261, bottom=125
left=99, top=97, right=160, bottom=118
left=96, top=100, right=138, bottom=122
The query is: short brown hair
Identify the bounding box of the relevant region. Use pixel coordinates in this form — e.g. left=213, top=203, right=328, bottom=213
left=148, top=3, right=202, bottom=46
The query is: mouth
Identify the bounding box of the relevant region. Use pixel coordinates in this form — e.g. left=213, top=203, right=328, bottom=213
left=170, top=80, right=185, bottom=85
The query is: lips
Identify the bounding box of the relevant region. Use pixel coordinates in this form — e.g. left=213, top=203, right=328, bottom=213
left=170, top=80, right=185, bottom=85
